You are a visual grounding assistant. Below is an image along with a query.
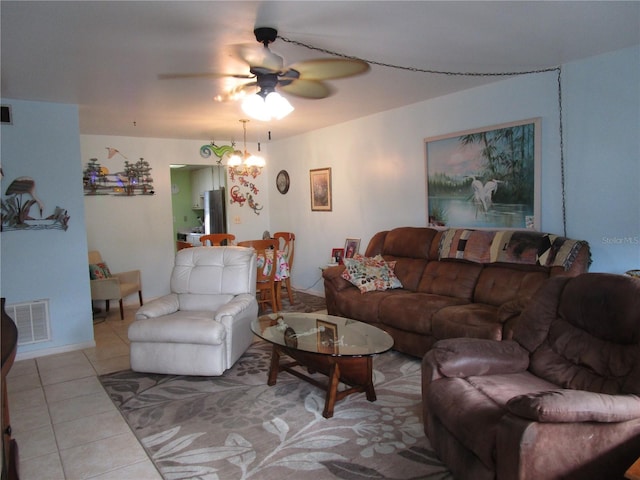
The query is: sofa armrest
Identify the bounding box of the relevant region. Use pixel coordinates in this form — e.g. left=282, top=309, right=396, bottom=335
left=112, top=269, right=141, bottom=285
left=135, top=293, right=179, bottom=319
left=507, top=390, right=640, bottom=423
left=90, top=277, right=121, bottom=300
left=322, top=265, right=354, bottom=292
left=214, top=293, right=257, bottom=321
left=427, top=338, right=530, bottom=379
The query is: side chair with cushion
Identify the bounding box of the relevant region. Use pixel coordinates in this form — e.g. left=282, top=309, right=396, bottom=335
left=237, top=239, right=279, bottom=313
left=128, top=246, right=258, bottom=376
left=200, top=233, right=236, bottom=246
left=273, top=231, right=295, bottom=305
left=88, top=250, right=143, bottom=320
left=422, top=273, right=640, bottom=480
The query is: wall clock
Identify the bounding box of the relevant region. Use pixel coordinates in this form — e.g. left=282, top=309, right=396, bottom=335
left=276, top=170, right=290, bottom=194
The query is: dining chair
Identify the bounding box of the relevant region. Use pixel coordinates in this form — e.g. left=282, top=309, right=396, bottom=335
left=273, top=232, right=295, bottom=305
left=237, top=239, right=279, bottom=313
left=176, top=240, right=193, bottom=251
left=200, top=233, right=236, bottom=246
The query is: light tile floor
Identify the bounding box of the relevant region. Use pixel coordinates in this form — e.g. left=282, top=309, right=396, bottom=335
left=7, top=305, right=162, bottom=480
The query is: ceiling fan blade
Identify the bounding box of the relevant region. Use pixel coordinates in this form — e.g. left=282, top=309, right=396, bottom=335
left=158, top=72, right=253, bottom=80
left=285, top=58, right=370, bottom=80
left=233, top=44, right=284, bottom=72
left=279, top=79, right=333, bottom=99
left=214, top=82, right=257, bottom=102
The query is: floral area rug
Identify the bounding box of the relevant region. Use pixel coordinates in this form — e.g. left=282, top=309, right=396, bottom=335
left=100, top=341, right=453, bottom=480
left=267, top=289, right=328, bottom=314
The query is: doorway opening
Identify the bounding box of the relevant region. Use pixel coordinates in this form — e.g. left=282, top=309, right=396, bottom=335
left=170, top=165, right=227, bottom=248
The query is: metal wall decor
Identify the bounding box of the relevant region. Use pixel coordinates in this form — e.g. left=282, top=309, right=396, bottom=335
left=83, top=148, right=154, bottom=196
left=1, top=176, right=70, bottom=231
left=201, top=141, right=264, bottom=215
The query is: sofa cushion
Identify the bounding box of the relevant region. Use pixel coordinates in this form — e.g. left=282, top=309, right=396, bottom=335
left=473, top=266, right=548, bottom=306
left=381, top=257, right=429, bottom=292
left=379, top=293, right=467, bottom=335
left=432, top=304, right=503, bottom=340
left=171, top=246, right=256, bottom=296
left=332, top=288, right=402, bottom=324
left=417, top=260, right=483, bottom=300
left=89, top=262, right=111, bottom=279
left=381, top=226, right=438, bottom=259
left=128, top=310, right=226, bottom=345
left=341, top=254, right=403, bottom=293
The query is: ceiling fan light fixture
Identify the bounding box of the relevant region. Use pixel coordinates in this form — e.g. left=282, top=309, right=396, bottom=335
left=265, top=91, right=294, bottom=119
left=241, top=91, right=294, bottom=121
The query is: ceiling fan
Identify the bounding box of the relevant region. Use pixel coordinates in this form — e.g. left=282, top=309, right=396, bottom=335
left=159, top=27, right=370, bottom=105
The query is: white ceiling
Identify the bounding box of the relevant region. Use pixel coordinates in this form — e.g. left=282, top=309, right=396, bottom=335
left=2, top=1, right=639, bottom=143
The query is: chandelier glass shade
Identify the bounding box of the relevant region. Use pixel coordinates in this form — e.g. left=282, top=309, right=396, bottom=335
left=241, top=91, right=294, bottom=121
left=226, top=119, right=265, bottom=176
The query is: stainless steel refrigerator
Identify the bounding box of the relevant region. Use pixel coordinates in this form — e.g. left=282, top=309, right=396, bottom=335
left=203, top=188, right=227, bottom=235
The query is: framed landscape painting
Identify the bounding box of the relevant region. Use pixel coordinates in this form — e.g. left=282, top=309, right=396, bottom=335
left=425, top=118, right=541, bottom=230
left=310, top=168, right=332, bottom=211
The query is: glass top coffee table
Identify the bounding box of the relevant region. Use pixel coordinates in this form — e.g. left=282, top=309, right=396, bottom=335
left=251, top=312, right=394, bottom=418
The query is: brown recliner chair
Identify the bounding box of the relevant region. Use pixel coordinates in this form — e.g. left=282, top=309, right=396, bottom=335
left=422, top=273, right=640, bottom=480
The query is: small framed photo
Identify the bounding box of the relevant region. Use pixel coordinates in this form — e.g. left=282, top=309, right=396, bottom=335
left=310, top=167, right=332, bottom=211
left=344, top=238, right=361, bottom=258
left=317, top=319, right=338, bottom=354
left=331, top=248, right=345, bottom=265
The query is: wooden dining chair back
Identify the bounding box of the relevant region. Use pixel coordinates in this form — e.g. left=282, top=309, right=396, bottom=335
left=200, top=233, right=236, bottom=246
left=237, top=239, right=279, bottom=313
left=273, top=232, right=296, bottom=305
left=176, top=240, right=193, bottom=251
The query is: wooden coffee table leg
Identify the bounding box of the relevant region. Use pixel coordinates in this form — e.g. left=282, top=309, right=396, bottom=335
left=268, top=346, right=281, bottom=386
left=323, top=361, right=341, bottom=418
left=364, top=357, right=376, bottom=402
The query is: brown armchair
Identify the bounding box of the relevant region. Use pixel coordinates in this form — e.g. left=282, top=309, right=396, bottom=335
left=422, top=273, right=640, bottom=480
left=89, top=251, right=143, bottom=320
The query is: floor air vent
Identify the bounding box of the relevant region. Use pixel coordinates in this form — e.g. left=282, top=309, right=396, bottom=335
left=6, top=299, right=51, bottom=345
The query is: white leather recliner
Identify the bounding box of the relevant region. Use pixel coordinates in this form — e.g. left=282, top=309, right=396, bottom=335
left=128, top=246, right=258, bottom=376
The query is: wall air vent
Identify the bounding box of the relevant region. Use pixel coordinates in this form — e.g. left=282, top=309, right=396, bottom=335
left=6, top=299, right=51, bottom=345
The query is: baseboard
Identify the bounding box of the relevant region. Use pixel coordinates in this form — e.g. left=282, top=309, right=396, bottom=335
left=15, top=340, right=96, bottom=361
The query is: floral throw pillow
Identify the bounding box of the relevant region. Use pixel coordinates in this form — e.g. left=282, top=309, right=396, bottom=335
left=89, top=262, right=112, bottom=280
left=341, top=254, right=403, bottom=293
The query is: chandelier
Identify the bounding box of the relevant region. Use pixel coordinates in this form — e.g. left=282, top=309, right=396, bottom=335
left=227, top=119, right=265, bottom=177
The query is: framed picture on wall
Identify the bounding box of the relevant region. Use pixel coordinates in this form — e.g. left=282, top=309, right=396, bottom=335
left=425, top=118, right=541, bottom=230
left=344, top=238, right=360, bottom=258
left=310, top=168, right=332, bottom=211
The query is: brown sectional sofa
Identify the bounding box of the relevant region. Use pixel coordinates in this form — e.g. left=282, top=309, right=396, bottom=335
left=322, top=227, right=590, bottom=358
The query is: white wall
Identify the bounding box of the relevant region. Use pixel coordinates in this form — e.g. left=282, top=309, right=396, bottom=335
left=1, top=100, right=94, bottom=358
left=80, top=135, right=271, bottom=301
left=268, top=46, right=640, bottom=295
left=563, top=46, right=640, bottom=273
